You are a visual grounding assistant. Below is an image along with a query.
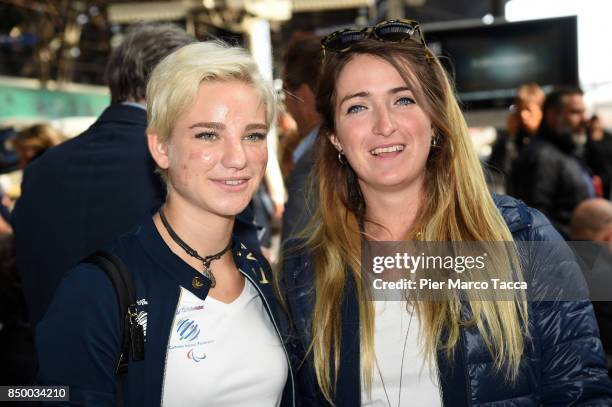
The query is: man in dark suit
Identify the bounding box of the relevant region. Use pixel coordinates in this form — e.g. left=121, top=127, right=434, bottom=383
left=12, top=24, right=197, bottom=325
left=281, top=35, right=322, bottom=243
left=508, top=87, right=594, bottom=238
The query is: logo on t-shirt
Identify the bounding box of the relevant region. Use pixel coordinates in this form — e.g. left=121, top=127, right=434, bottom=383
left=186, top=348, right=206, bottom=362
left=176, top=318, right=200, bottom=341
left=176, top=304, right=204, bottom=314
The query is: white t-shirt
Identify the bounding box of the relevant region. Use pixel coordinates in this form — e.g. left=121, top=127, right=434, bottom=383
left=162, top=280, right=288, bottom=407
left=362, top=301, right=442, bottom=406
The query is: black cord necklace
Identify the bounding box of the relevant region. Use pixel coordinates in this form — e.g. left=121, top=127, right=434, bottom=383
left=159, top=209, right=232, bottom=288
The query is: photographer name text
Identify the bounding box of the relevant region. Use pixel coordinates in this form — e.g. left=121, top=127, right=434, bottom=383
left=372, top=278, right=527, bottom=290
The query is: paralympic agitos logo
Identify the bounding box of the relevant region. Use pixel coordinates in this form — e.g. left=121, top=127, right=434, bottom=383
left=187, top=348, right=206, bottom=362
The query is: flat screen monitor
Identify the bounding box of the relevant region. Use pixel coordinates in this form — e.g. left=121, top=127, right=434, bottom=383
left=424, top=16, right=578, bottom=110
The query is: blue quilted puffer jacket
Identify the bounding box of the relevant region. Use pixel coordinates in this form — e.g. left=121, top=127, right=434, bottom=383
left=282, top=195, right=612, bottom=406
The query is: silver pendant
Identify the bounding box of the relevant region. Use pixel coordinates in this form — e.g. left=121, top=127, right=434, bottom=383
left=203, top=265, right=216, bottom=288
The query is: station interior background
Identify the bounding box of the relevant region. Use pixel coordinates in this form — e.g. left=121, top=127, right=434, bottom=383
left=1, top=0, right=612, bottom=388
left=1, top=0, right=611, bottom=201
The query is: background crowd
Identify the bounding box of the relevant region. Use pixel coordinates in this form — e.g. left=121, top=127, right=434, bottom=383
left=0, top=2, right=611, bottom=402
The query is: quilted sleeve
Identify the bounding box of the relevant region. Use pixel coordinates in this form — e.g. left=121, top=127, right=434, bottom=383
left=526, top=210, right=612, bottom=405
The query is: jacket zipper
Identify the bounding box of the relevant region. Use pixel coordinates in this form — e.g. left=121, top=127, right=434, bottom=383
left=437, top=329, right=473, bottom=407
left=160, top=287, right=183, bottom=406
left=240, top=269, right=296, bottom=407
left=460, top=330, right=473, bottom=407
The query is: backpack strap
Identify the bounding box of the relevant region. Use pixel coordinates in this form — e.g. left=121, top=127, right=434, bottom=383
left=82, top=251, right=145, bottom=375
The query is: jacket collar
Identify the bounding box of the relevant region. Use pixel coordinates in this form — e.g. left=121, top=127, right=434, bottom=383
left=96, top=103, right=147, bottom=127
left=135, top=210, right=263, bottom=301
left=492, top=194, right=532, bottom=234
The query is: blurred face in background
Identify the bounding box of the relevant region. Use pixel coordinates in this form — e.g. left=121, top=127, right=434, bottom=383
left=515, top=100, right=543, bottom=134
left=588, top=116, right=605, bottom=141
left=282, top=79, right=304, bottom=128
left=13, top=124, right=62, bottom=168
left=556, top=93, right=587, bottom=136
left=282, top=78, right=318, bottom=138
left=15, top=147, right=41, bottom=168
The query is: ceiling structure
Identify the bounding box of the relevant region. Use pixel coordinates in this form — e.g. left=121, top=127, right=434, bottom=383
left=0, top=0, right=507, bottom=86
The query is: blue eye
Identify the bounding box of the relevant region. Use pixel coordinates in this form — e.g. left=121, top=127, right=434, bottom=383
left=244, top=133, right=266, bottom=142
left=195, top=132, right=217, bottom=141
left=347, top=105, right=366, bottom=114
left=396, top=96, right=415, bottom=106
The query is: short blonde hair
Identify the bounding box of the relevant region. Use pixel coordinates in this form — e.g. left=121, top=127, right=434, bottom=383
left=146, top=41, right=277, bottom=145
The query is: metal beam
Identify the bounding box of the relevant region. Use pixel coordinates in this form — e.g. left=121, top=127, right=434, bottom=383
left=387, top=0, right=404, bottom=19
left=292, top=0, right=374, bottom=13
left=107, top=1, right=190, bottom=23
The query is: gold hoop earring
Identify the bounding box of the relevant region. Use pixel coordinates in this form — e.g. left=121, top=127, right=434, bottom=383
left=431, top=133, right=440, bottom=148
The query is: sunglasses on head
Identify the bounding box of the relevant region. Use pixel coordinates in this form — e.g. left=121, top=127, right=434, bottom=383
left=321, top=19, right=426, bottom=58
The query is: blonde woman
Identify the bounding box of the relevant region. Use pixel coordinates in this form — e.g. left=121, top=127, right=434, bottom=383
left=37, top=41, right=294, bottom=406
left=282, top=20, right=612, bottom=406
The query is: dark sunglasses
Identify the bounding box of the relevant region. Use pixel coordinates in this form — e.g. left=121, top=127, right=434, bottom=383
left=321, top=19, right=426, bottom=58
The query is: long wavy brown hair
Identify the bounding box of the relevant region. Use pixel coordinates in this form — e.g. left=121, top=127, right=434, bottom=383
left=304, top=38, right=529, bottom=403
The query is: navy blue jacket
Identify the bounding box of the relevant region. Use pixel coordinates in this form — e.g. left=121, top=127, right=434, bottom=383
left=36, top=213, right=295, bottom=406
left=12, top=104, right=259, bottom=325
left=282, top=195, right=612, bottom=406
left=12, top=104, right=162, bottom=324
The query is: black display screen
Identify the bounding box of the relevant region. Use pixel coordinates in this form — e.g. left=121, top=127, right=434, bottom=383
left=425, top=16, right=578, bottom=109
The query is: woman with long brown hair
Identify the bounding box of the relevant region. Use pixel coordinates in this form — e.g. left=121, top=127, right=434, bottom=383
left=282, top=19, right=612, bottom=406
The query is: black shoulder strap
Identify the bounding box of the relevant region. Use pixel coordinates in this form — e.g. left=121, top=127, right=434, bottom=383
left=82, top=251, right=144, bottom=375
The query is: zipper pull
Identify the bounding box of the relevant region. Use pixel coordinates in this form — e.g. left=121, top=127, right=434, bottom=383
left=128, top=304, right=145, bottom=361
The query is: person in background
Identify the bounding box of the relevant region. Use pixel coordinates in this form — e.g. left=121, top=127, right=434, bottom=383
left=572, top=198, right=612, bottom=248
left=36, top=41, right=293, bottom=406
left=281, top=35, right=322, bottom=242
left=11, top=23, right=198, bottom=326
left=509, top=83, right=546, bottom=148
left=570, top=198, right=612, bottom=374
left=488, top=83, right=544, bottom=187
left=278, top=109, right=299, bottom=179
left=12, top=124, right=63, bottom=168
left=508, top=87, right=593, bottom=238
left=282, top=20, right=612, bottom=405
left=0, top=185, right=12, bottom=234
left=0, top=216, right=10, bottom=235
left=585, top=115, right=612, bottom=199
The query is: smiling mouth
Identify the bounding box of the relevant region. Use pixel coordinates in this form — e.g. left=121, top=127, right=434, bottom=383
left=370, top=144, right=405, bottom=156
left=210, top=177, right=250, bottom=188
left=221, top=179, right=247, bottom=186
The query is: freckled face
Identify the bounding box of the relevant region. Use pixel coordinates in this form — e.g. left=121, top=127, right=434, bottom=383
left=152, top=80, right=268, bottom=217
left=330, top=54, right=433, bottom=196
